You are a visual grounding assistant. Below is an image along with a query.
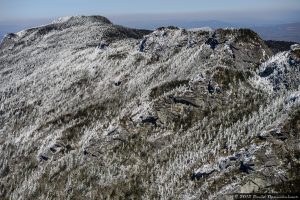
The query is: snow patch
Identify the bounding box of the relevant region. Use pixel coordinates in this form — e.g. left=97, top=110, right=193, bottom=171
left=291, top=44, right=300, bottom=51
left=188, top=27, right=213, bottom=32
left=195, top=164, right=215, bottom=174
left=52, top=16, right=72, bottom=24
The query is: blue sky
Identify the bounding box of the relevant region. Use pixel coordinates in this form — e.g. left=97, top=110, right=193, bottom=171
left=0, top=0, right=300, bottom=27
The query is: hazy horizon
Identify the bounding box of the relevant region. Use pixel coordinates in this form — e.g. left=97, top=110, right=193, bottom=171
left=1, top=0, right=300, bottom=24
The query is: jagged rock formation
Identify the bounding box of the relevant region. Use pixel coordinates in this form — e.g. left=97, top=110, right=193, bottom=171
left=0, top=15, right=300, bottom=199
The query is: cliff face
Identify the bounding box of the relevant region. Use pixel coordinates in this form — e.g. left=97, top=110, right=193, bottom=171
left=0, top=16, right=299, bottom=199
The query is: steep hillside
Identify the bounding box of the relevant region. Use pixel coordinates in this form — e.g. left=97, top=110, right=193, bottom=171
left=0, top=16, right=299, bottom=199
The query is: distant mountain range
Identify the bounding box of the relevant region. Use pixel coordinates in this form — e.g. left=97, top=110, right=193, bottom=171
left=0, top=26, right=42, bottom=41
left=252, top=22, right=300, bottom=43
left=0, top=19, right=52, bottom=42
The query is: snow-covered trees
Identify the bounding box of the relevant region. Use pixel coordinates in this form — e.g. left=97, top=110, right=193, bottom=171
left=0, top=15, right=299, bottom=200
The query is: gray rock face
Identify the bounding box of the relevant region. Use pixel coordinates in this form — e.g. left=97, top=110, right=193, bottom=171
left=0, top=15, right=300, bottom=199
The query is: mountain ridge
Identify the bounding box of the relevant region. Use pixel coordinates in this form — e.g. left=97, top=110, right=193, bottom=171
left=1, top=18, right=300, bottom=43
left=0, top=15, right=300, bottom=199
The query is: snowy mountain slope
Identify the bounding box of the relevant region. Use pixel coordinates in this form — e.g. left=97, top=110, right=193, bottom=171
left=0, top=16, right=299, bottom=199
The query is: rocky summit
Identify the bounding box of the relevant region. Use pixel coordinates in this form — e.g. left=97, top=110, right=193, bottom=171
left=0, top=15, right=300, bottom=199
